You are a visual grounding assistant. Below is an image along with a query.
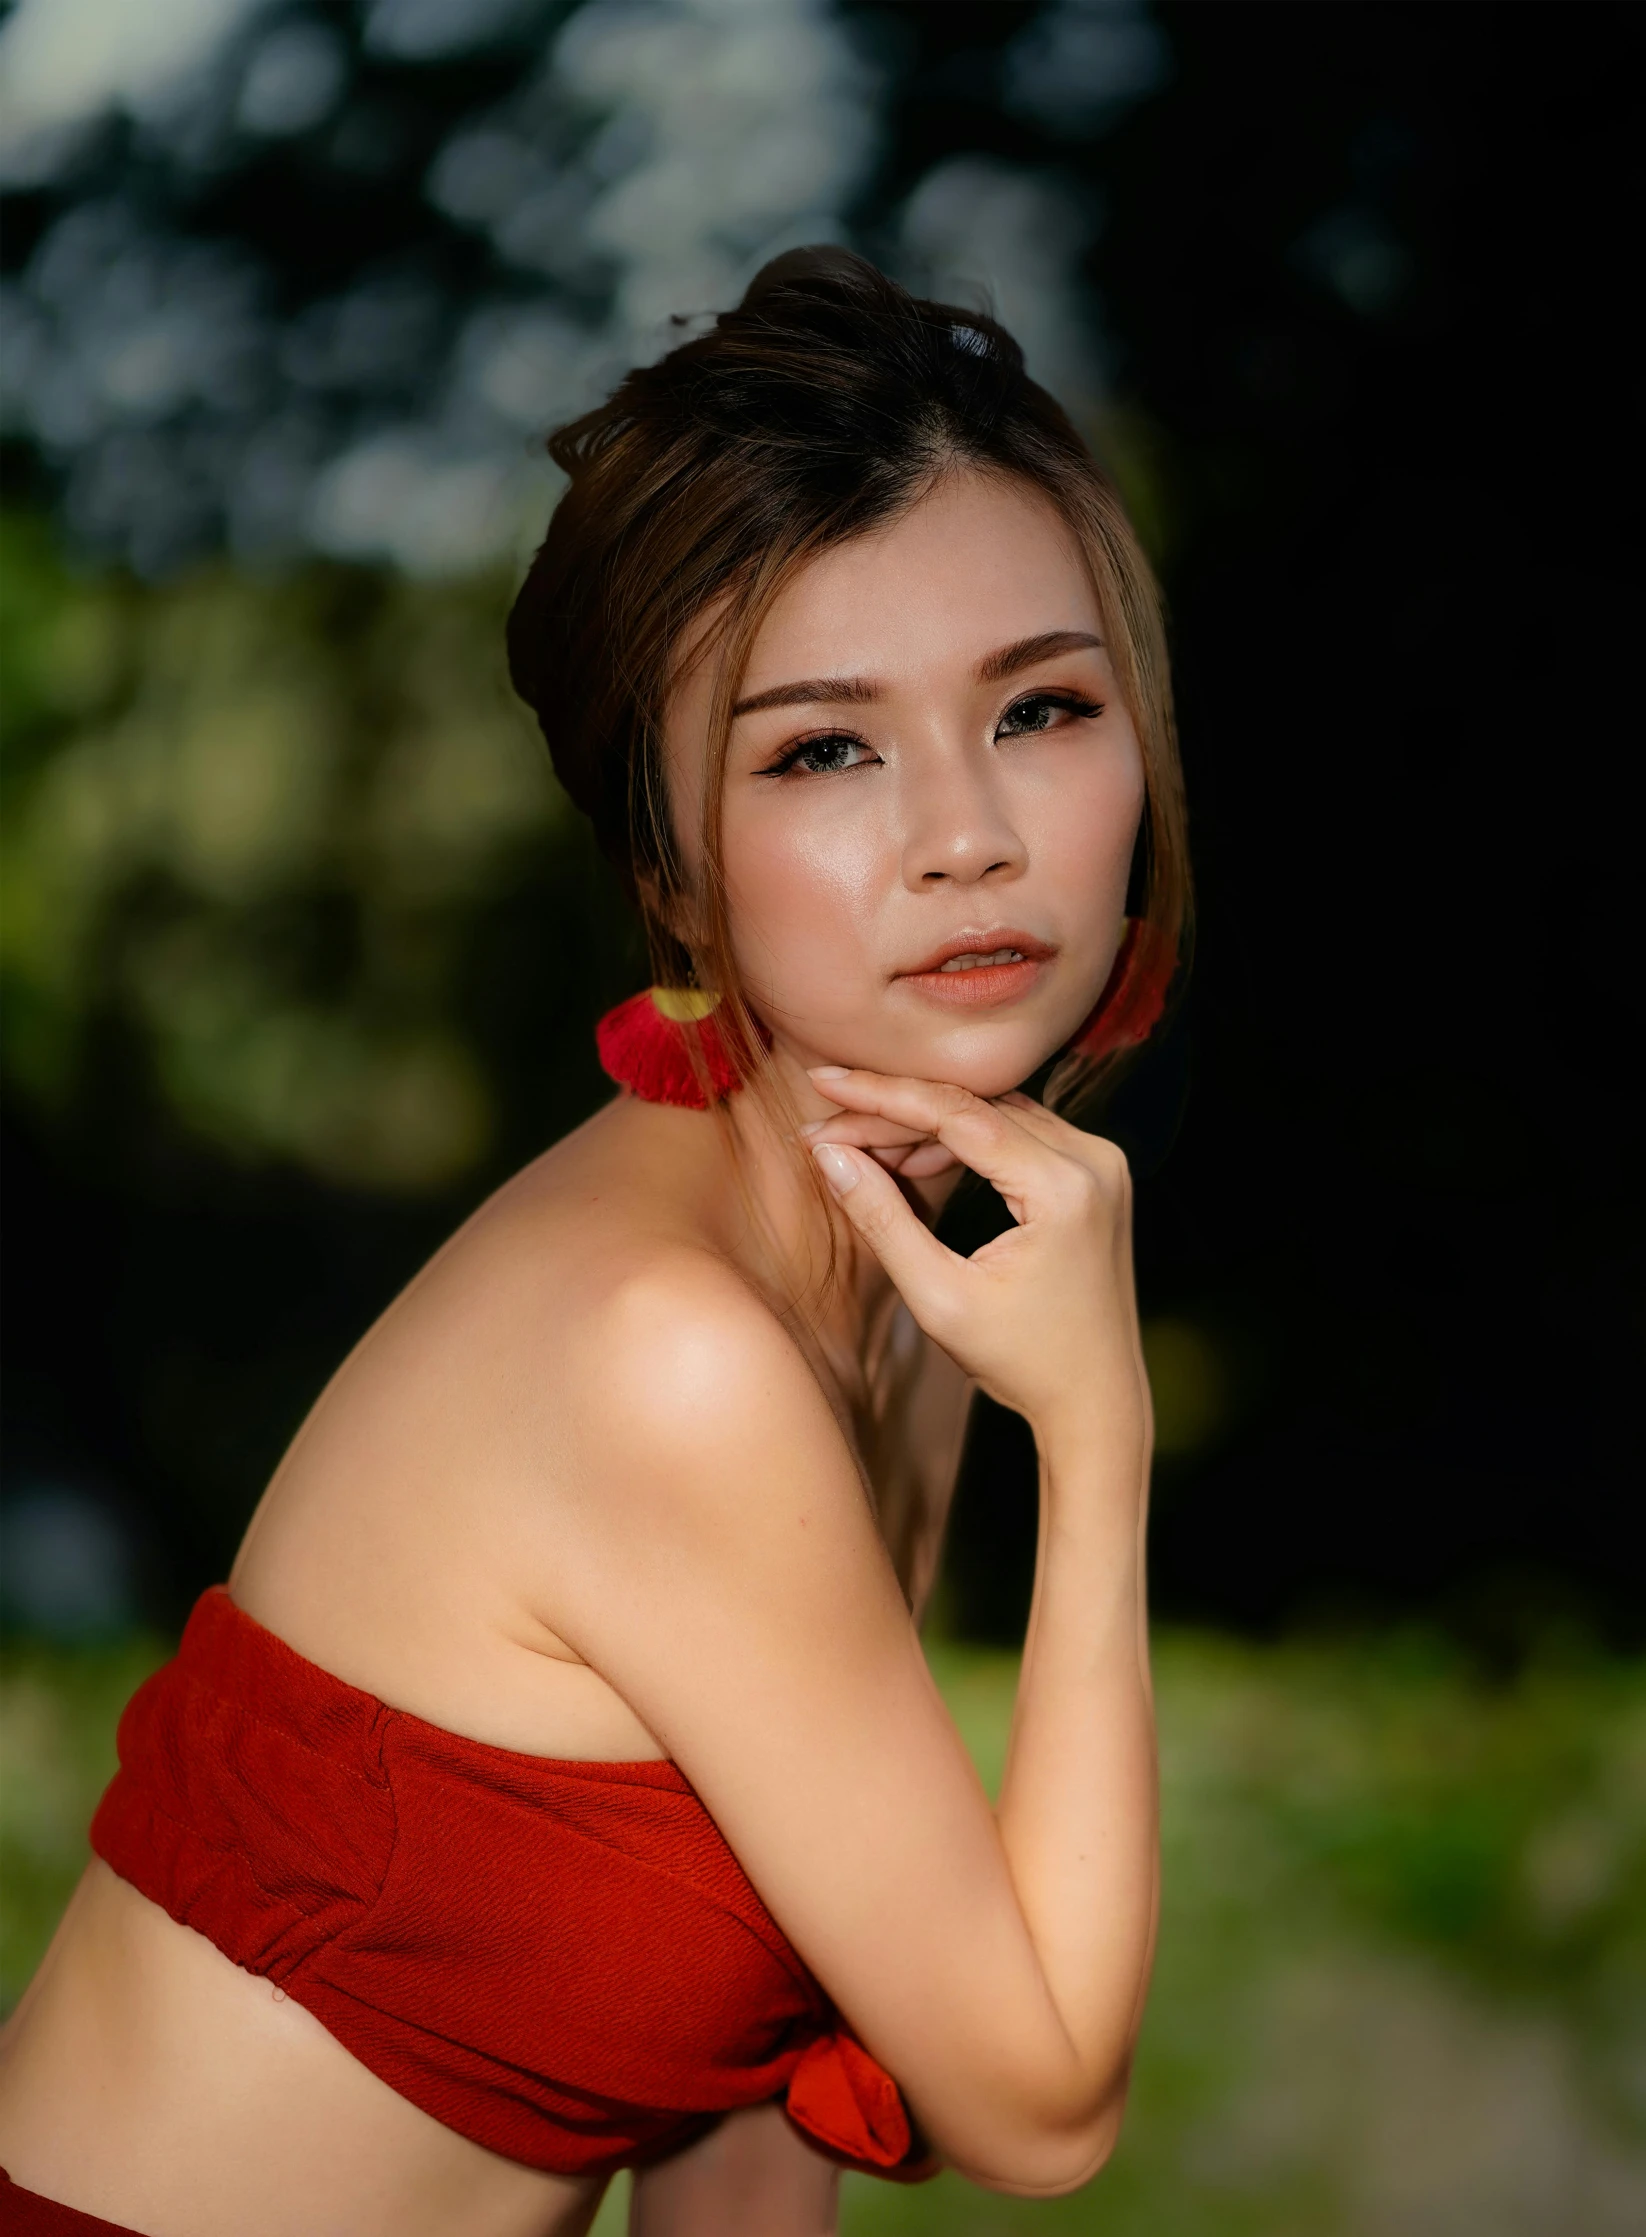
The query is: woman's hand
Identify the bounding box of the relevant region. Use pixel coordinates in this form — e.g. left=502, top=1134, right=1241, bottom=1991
left=806, top=1070, right=1149, bottom=1451
left=800, top=1103, right=960, bottom=1181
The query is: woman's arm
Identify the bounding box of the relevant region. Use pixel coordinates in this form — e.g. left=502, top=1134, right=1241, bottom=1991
left=813, top=1078, right=1159, bottom=2173
left=528, top=1079, right=1156, bottom=2195
left=996, top=1365, right=1157, bottom=2155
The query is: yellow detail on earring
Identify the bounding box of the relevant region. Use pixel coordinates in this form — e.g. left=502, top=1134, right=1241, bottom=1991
left=650, top=987, right=721, bottom=1023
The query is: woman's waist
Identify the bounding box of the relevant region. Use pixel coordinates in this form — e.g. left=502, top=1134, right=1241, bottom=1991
left=0, top=1862, right=601, bottom=2237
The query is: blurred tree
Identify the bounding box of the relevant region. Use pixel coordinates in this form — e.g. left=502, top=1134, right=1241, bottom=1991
left=4, top=520, right=559, bottom=1191
left=2, top=0, right=1149, bottom=571
left=0, top=518, right=642, bottom=1602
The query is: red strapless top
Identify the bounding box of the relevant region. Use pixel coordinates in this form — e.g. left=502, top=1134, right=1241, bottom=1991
left=90, top=1588, right=929, bottom=2180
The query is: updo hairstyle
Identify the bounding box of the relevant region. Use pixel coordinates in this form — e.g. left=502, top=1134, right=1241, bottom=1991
left=506, top=246, right=1189, bottom=1116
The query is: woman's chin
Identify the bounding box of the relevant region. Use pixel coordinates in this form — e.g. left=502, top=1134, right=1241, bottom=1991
left=943, top=1060, right=1050, bottom=1101
left=775, top=1027, right=1058, bottom=1100
left=899, top=1019, right=1069, bottom=1099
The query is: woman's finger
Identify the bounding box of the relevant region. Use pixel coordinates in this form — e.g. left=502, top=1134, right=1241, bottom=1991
left=808, top=1070, right=1056, bottom=1208
left=804, top=1098, right=1079, bottom=1181
left=799, top=1113, right=934, bottom=1152
left=996, top=1091, right=1128, bottom=1180
left=809, top=1145, right=969, bottom=1337
left=808, top=1083, right=1114, bottom=1193
left=861, top=1140, right=962, bottom=1179
left=891, top=1140, right=962, bottom=1180
left=993, top=1090, right=1092, bottom=1153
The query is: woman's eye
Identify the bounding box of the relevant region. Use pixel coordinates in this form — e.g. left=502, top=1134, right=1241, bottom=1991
left=995, top=689, right=1103, bottom=739
left=768, top=733, right=877, bottom=776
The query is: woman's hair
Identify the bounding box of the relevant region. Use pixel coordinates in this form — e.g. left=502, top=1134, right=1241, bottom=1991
left=507, top=247, right=1189, bottom=1593
left=506, top=246, right=1190, bottom=1119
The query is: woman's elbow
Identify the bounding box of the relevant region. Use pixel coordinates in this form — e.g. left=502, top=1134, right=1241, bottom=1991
left=949, top=2088, right=1130, bottom=2199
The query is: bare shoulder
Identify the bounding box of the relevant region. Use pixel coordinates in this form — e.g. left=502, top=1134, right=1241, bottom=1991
left=397, top=1111, right=851, bottom=1527
left=566, top=1244, right=835, bottom=1462
left=371, top=1104, right=758, bottom=1361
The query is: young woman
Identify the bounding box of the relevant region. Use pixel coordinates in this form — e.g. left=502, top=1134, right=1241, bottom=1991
left=0, top=249, right=1187, bottom=2237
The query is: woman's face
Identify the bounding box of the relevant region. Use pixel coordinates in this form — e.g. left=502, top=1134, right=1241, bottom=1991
left=664, top=469, right=1146, bottom=1104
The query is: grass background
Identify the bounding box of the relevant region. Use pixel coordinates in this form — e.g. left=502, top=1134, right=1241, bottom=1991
left=4, top=1629, right=1642, bottom=2234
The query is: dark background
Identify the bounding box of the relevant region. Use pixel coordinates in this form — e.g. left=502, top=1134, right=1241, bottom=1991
left=940, top=0, right=1646, bottom=1651
left=4, top=2, right=1642, bottom=1652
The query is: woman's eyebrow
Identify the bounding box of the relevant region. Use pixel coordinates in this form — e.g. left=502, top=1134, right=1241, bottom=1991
left=730, top=628, right=1103, bottom=717
left=977, top=629, right=1105, bottom=682
left=731, top=674, right=880, bottom=717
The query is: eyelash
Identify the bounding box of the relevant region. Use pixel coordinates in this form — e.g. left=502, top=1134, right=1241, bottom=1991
left=758, top=689, right=1104, bottom=778
left=996, top=687, right=1104, bottom=738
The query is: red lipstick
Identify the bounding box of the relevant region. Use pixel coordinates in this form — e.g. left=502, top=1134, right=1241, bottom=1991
left=894, top=930, right=1056, bottom=1010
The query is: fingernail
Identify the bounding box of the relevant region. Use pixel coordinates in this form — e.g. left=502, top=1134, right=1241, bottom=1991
left=808, top=1065, right=850, bottom=1080
left=811, top=1142, right=859, bottom=1193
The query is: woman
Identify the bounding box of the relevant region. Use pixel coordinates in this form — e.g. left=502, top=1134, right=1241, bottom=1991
left=0, top=249, right=1187, bottom=2237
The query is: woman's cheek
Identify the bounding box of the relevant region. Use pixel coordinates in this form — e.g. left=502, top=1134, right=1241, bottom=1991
left=1048, top=778, right=1140, bottom=930
left=1020, top=746, right=1145, bottom=1013
left=723, top=815, right=886, bottom=1028
left=1056, top=732, right=1143, bottom=882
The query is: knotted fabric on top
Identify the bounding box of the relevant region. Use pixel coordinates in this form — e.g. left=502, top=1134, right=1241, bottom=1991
left=91, top=1588, right=932, bottom=2181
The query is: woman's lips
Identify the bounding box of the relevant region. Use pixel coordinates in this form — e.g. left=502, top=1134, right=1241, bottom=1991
left=894, top=933, right=1056, bottom=1009
left=898, top=957, right=1048, bottom=1006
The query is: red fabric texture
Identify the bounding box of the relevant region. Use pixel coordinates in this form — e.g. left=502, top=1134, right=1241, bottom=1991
left=0, top=2170, right=144, bottom=2236
left=89, top=1590, right=930, bottom=2182
left=595, top=991, right=750, bottom=1108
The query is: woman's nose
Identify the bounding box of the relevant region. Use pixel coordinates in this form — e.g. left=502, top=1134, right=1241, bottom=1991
left=900, top=749, right=1029, bottom=890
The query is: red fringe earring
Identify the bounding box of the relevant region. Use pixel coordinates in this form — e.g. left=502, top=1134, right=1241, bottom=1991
left=1064, top=917, right=1177, bottom=1062
left=596, top=987, right=753, bottom=1109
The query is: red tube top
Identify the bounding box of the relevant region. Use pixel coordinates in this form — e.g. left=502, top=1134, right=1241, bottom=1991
left=90, top=1588, right=929, bottom=2181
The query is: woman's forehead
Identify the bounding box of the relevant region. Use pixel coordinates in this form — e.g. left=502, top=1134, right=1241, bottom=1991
left=742, top=474, right=1098, bottom=692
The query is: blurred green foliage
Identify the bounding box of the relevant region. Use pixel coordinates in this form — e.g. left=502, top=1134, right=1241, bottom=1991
left=0, top=1628, right=166, bottom=2004
left=7, top=1630, right=1642, bottom=2233
left=1, top=512, right=579, bottom=1193
left=859, top=1635, right=1646, bottom=2235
